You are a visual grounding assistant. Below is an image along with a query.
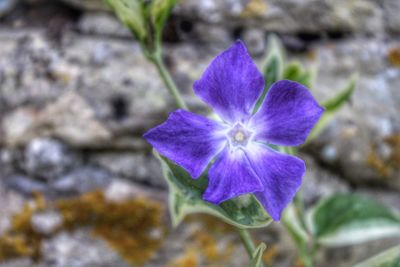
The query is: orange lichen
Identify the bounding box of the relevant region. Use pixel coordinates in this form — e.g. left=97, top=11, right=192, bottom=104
left=262, top=245, right=278, bottom=266
left=193, top=231, right=220, bottom=262
left=57, top=191, right=165, bottom=266
left=0, top=191, right=165, bottom=266
left=241, top=0, right=268, bottom=18
left=366, top=149, right=390, bottom=177
left=191, top=229, right=235, bottom=265
left=166, top=213, right=239, bottom=267
left=0, top=195, right=44, bottom=261
left=366, top=134, right=400, bottom=177
left=385, top=134, right=400, bottom=165
left=294, top=258, right=305, bottom=267
left=388, top=47, right=400, bottom=67
left=165, top=249, right=199, bottom=267
left=184, top=214, right=234, bottom=234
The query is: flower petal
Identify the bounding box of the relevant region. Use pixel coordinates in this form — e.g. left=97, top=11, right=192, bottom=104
left=250, top=80, right=324, bottom=146
left=246, top=143, right=305, bottom=221
left=144, top=109, right=226, bottom=178
left=193, top=40, right=264, bottom=124
left=203, top=147, right=263, bottom=204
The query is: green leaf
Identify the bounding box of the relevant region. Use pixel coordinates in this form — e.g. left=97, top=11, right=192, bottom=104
left=261, top=35, right=285, bottom=83
left=254, top=34, right=284, bottom=112
left=248, top=243, right=267, bottom=267
left=322, top=74, right=357, bottom=111
left=306, top=74, right=357, bottom=142
left=156, top=152, right=272, bottom=229
left=354, top=245, right=400, bottom=267
left=307, top=194, right=400, bottom=247
left=283, top=62, right=302, bottom=81
left=105, top=0, right=147, bottom=42
left=150, top=0, right=176, bottom=39
left=283, top=61, right=314, bottom=88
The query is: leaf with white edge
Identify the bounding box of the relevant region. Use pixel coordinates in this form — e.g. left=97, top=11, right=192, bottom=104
left=307, top=194, right=400, bottom=247
left=248, top=243, right=267, bottom=267
left=306, top=74, right=357, bottom=142
left=354, top=245, right=400, bottom=267
left=105, top=0, right=147, bottom=42
left=156, top=152, right=273, bottom=229
left=150, top=0, right=176, bottom=39
left=255, top=34, right=284, bottom=111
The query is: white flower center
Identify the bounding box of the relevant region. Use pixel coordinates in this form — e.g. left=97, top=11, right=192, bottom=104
left=228, top=123, right=253, bottom=147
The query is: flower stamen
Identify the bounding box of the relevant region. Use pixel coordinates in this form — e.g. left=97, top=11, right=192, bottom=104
left=228, top=123, right=253, bottom=147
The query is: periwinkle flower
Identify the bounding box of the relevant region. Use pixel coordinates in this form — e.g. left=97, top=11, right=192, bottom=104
left=144, top=41, right=323, bottom=220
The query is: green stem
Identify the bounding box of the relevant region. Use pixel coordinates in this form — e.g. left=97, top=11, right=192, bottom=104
left=237, top=228, right=266, bottom=267
left=280, top=146, right=315, bottom=267
left=150, top=52, right=188, bottom=110
left=301, top=253, right=314, bottom=267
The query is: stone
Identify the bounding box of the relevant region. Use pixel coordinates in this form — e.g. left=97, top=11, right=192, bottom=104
left=0, top=0, right=18, bottom=18
left=51, top=166, right=112, bottom=195
left=41, top=230, right=130, bottom=267
left=77, top=12, right=130, bottom=38
left=63, top=36, right=173, bottom=131
left=190, top=23, right=232, bottom=46
left=59, top=0, right=108, bottom=11
left=104, top=178, right=167, bottom=203
left=0, top=259, right=41, bottom=267
left=242, top=28, right=266, bottom=56
left=384, top=0, right=400, bottom=33
left=0, top=29, right=171, bottom=148
left=1, top=91, right=113, bottom=147
left=0, top=148, right=17, bottom=177
left=0, top=31, right=63, bottom=109
left=24, top=138, right=75, bottom=181
left=301, top=155, right=349, bottom=206
left=0, top=181, right=26, bottom=235
left=3, top=174, right=47, bottom=195
left=90, top=152, right=166, bottom=188
left=307, top=38, right=400, bottom=190
left=38, top=91, right=113, bottom=147
left=31, top=210, right=63, bottom=235
left=176, top=0, right=386, bottom=34
left=1, top=107, right=41, bottom=146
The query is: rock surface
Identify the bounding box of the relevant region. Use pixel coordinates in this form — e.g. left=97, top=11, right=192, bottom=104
left=308, top=38, right=400, bottom=189
left=41, top=231, right=130, bottom=267
left=0, top=1, right=399, bottom=267
left=90, top=152, right=166, bottom=188
left=31, top=210, right=63, bottom=235
left=51, top=166, right=112, bottom=195
left=24, top=138, right=75, bottom=181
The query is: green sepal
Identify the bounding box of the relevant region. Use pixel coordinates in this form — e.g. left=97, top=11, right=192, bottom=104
left=150, top=0, right=176, bottom=41
left=104, top=0, right=147, bottom=43
left=156, top=152, right=272, bottom=229
left=248, top=243, right=267, bottom=267
left=306, top=74, right=357, bottom=142
left=306, top=194, right=400, bottom=247
left=106, top=0, right=177, bottom=58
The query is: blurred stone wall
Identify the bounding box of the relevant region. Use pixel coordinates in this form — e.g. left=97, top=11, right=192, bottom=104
left=0, top=0, right=399, bottom=266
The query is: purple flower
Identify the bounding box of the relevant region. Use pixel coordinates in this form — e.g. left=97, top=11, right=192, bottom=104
left=144, top=41, right=323, bottom=221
